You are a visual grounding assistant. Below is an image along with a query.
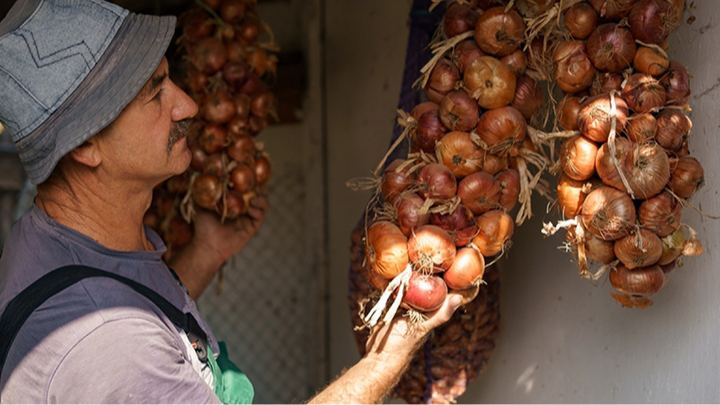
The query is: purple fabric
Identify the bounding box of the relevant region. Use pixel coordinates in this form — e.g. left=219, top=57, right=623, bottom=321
left=0, top=205, right=220, bottom=403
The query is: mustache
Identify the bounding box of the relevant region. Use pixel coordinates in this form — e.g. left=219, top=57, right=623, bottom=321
left=167, top=119, right=192, bottom=153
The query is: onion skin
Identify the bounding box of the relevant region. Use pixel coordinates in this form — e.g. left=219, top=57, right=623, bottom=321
left=564, top=2, right=600, bottom=39
left=661, top=60, right=691, bottom=105
left=496, top=168, right=521, bottom=212
left=638, top=191, right=682, bottom=237
left=634, top=46, right=670, bottom=76
left=586, top=23, right=637, bottom=73
left=596, top=141, right=670, bottom=200
left=464, top=56, right=517, bottom=109
left=430, top=204, right=478, bottom=247
left=452, top=39, right=485, bottom=73
left=365, top=221, right=409, bottom=279
left=590, top=72, right=624, bottom=97
left=381, top=159, right=417, bottom=202
left=443, top=2, right=480, bottom=38
left=408, top=225, right=457, bottom=272
left=511, top=75, right=544, bottom=119
left=668, top=156, right=705, bottom=199
left=403, top=272, right=448, bottom=312
left=473, top=210, right=515, bottom=257
left=417, top=163, right=457, bottom=200
left=444, top=247, right=486, bottom=290
left=553, top=40, right=596, bottom=93
left=436, top=131, right=486, bottom=178
left=192, top=173, right=222, bottom=209
left=457, top=172, right=502, bottom=215
left=229, top=164, right=256, bottom=194
left=577, top=93, right=629, bottom=143
left=658, top=228, right=686, bottom=265
left=557, top=174, right=601, bottom=219
left=412, top=103, right=447, bottom=153
left=500, top=49, right=528, bottom=77
left=560, top=135, right=599, bottom=181
left=476, top=106, right=527, bottom=150
left=609, top=263, right=665, bottom=297
left=227, top=135, right=257, bottom=166
left=254, top=155, right=271, bottom=186
left=394, top=193, right=431, bottom=236
left=189, top=37, right=228, bottom=75
left=474, top=6, right=526, bottom=57
left=614, top=229, right=663, bottom=269
left=588, top=0, right=637, bottom=20
left=199, top=124, right=229, bottom=155
left=567, top=225, right=616, bottom=264
left=581, top=186, right=636, bottom=241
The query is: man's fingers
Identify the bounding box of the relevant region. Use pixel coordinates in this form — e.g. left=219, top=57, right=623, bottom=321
left=420, top=292, right=463, bottom=331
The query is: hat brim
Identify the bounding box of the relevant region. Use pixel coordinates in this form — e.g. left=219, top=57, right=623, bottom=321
left=16, top=12, right=177, bottom=184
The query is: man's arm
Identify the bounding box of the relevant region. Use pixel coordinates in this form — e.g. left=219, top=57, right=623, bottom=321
left=308, top=293, right=463, bottom=404
left=167, top=188, right=269, bottom=299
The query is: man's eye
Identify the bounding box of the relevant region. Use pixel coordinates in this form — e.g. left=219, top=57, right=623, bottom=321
left=152, top=89, right=163, bottom=101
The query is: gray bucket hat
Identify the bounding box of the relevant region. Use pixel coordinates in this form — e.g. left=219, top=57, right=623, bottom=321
left=0, top=0, right=176, bottom=184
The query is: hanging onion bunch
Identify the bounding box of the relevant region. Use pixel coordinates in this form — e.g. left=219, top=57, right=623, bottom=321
left=539, top=0, right=708, bottom=309
left=145, top=0, right=278, bottom=260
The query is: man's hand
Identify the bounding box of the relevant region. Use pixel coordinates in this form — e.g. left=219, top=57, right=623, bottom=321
left=167, top=187, right=270, bottom=299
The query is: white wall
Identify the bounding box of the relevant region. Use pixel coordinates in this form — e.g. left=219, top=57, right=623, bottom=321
left=326, top=1, right=720, bottom=403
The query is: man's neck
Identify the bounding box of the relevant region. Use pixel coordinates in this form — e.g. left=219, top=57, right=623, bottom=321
left=36, top=174, right=155, bottom=252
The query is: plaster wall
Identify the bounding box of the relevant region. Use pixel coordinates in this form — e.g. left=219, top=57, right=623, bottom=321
left=325, top=1, right=720, bottom=403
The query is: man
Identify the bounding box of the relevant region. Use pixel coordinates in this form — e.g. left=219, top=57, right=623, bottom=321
left=0, top=0, right=462, bottom=403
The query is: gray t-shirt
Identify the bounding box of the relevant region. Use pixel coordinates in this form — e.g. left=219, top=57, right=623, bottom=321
left=0, top=205, right=222, bottom=404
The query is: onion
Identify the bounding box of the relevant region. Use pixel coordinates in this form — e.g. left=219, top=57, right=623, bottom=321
left=553, top=40, right=596, bottom=93
left=558, top=95, right=583, bottom=130
left=577, top=93, right=629, bottom=142
left=444, top=247, right=485, bottom=290
left=511, top=75, right=544, bottom=119
left=226, top=40, right=246, bottom=63
left=381, top=159, right=417, bottom=201
left=246, top=47, right=269, bottom=77
left=216, top=190, right=247, bottom=219
left=227, top=116, right=251, bottom=138
left=251, top=90, right=275, bottom=119
left=564, top=2, right=600, bottom=39
left=500, top=49, right=528, bottom=77
left=634, top=46, right=670, bottom=76
left=220, top=0, right=246, bottom=23
left=403, top=272, right=448, bottom=312
left=394, top=193, right=431, bottom=236
left=192, top=173, right=222, bottom=209
left=590, top=72, right=624, bottom=97
left=417, top=163, right=457, bottom=200
left=229, top=164, right=256, bottom=194
left=166, top=217, right=194, bottom=248
left=408, top=225, right=457, bottom=272
left=515, top=0, right=556, bottom=18
left=473, top=210, right=514, bottom=257
left=226, top=134, right=257, bottom=165
left=566, top=225, right=616, bottom=264
left=412, top=103, right=447, bottom=153
left=557, top=174, right=601, bottom=219
left=457, top=171, right=502, bottom=215
left=365, top=221, right=409, bottom=279
left=474, top=6, right=525, bottom=57
left=525, top=36, right=551, bottom=73
left=609, top=263, right=665, bottom=297
left=596, top=140, right=670, bottom=199
left=639, top=191, right=682, bottom=236
left=668, top=156, right=704, bottom=199
left=621, top=73, right=667, bottom=114
left=439, top=90, right=479, bottom=132
left=202, top=153, right=224, bottom=177
left=430, top=204, right=478, bottom=247
left=425, top=59, right=461, bottom=104
left=188, top=138, right=208, bottom=172
left=237, top=19, right=261, bottom=44
left=625, top=113, right=657, bottom=143
left=187, top=66, right=209, bottom=94
left=560, top=135, right=599, bottom=181
left=452, top=39, right=485, bottom=73
left=436, top=131, right=486, bottom=178
left=365, top=267, right=391, bottom=291
left=481, top=153, right=510, bottom=176
left=203, top=91, right=236, bottom=124
left=443, top=2, right=479, bottom=37
left=464, top=56, right=517, bottom=109
left=581, top=186, right=636, bottom=240
left=222, top=60, right=249, bottom=90
left=588, top=0, right=637, bottom=20
left=199, top=124, right=229, bottom=155
left=188, top=37, right=227, bottom=75
left=254, top=155, right=271, bottom=186
left=182, top=9, right=214, bottom=43
left=476, top=106, right=527, bottom=150
left=660, top=60, right=691, bottom=105
left=614, top=228, right=663, bottom=269
left=496, top=168, right=521, bottom=212
left=655, top=109, right=692, bottom=153
left=248, top=116, right=267, bottom=137
left=629, top=0, right=685, bottom=46
left=586, top=23, right=637, bottom=73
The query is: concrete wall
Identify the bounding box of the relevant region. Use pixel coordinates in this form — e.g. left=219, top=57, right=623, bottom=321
left=325, top=1, right=720, bottom=403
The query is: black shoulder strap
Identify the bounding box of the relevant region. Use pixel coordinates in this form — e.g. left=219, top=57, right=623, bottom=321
left=0, top=265, right=209, bottom=375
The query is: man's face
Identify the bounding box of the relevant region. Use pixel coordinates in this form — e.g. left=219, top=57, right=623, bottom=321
left=93, top=57, right=199, bottom=188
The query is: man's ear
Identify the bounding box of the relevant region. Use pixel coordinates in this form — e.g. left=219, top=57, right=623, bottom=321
left=67, top=138, right=102, bottom=168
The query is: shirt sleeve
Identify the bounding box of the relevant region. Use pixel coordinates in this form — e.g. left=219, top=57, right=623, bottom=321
left=47, top=316, right=222, bottom=404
